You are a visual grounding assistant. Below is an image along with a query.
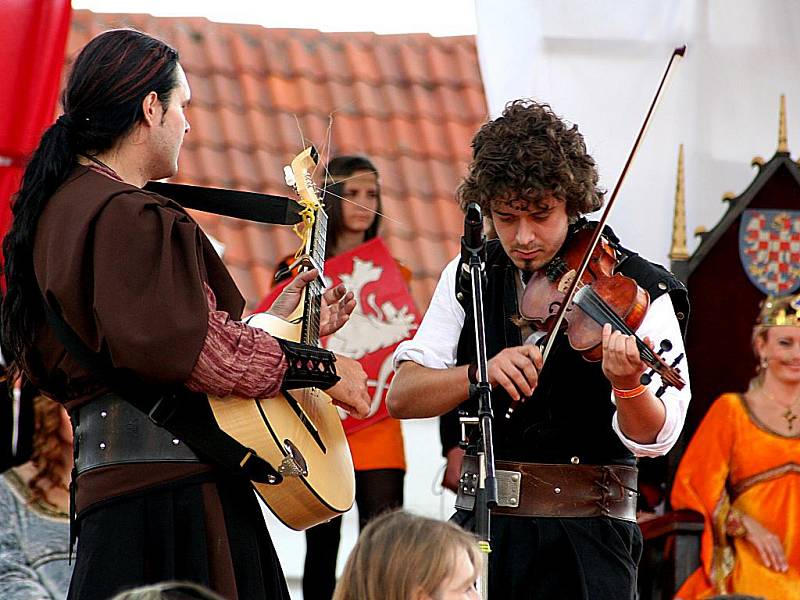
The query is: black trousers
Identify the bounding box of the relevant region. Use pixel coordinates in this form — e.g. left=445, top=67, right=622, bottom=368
left=302, top=468, right=404, bottom=600
left=454, top=511, right=642, bottom=600
left=68, top=473, right=289, bottom=600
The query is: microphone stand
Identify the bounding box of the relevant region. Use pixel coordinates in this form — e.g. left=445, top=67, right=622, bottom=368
left=459, top=203, right=497, bottom=599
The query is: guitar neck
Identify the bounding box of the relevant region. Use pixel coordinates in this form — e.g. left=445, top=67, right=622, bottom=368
left=301, top=208, right=328, bottom=347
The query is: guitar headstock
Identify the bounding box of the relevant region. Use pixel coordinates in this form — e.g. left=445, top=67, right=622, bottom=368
left=284, top=145, right=321, bottom=209
left=282, top=145, right=327, bottom=286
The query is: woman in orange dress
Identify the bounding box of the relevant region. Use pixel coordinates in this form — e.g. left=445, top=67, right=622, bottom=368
left=671, top=294, right=800, bottom=599
left=274, top=155, right=406, bottom=600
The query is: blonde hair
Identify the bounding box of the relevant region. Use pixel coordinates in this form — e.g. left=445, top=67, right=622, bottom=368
left=332, top=510, right=482, bottom=600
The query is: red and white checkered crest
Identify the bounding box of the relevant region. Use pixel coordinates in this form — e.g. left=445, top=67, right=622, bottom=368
left=739, top=209, right=800, bottom=295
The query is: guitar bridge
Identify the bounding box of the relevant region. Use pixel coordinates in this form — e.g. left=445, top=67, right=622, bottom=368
left=279, top=439, right=309, bottom=477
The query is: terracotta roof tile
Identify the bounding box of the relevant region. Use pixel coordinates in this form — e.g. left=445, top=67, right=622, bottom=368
left=352, top=81, right=390, bottom=120
left=229, top=31, right=268, bottom=74
left=186, top=104, right=224, bottom=149
left=397, top=155, right=434, bottom=199
left=286, top=36, right=326, bottom=81
left=427, top=42, right=462, bottom=88
left=462, top=85, right=488, bottom=123
left=187, top=72, right=219, bottom=109
left=326, top=79, right=357, bottom=115
left=361, top=116, right=393, bottom=157
left=202, top=28, right=237, bottom=76
left=372, top=44, right=404, bottom=85
left=240, top=72, right=271, bottom=112
left=297, top=113, right=334, bottom=153
left=296, top=77, right=333, bottom=115
left=261, top=33, right=292, bottom=78
left=444, top=120, right=477, bottom=155
left=453, top=42, right=484, bottom=89
left=218, top=105, right=253, bottom=150
left=343, top=40, right=383, bottom=85
left=391, top=117, right=424, bottom=157
left=398, top=42, right=431, bottom=85
left=417, top=118, right=452, bottom=162
left=245, top=108, right=281, bottom=154
left=267, top=75, right=300, bottom=114
left=211, top=73, right=246, bottom=112
left=174, top=26, right=209, bottom=75
left=67, top=11, right=485, bottom=311
left=314, top=38, right=347, bottom=83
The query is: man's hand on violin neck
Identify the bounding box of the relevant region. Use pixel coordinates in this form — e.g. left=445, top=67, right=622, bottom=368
left=600, top=324, right=647, bottom=390
left=488, top=345, right=543, bottom=402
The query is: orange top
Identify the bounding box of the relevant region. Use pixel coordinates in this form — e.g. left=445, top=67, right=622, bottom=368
left=347, top=414, right=406, bottom=471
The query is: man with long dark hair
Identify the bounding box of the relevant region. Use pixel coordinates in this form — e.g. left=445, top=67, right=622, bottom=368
left=1, top=29, right=370, bottom=600
left=388, top=100, right=693, bottom=599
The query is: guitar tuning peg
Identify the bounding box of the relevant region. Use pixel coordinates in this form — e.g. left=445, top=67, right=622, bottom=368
left=283, top=166, right=296, bottom=187
left=640, top=371, right=653, bottom=386
left=670, top=352, right=685, bottom=368
left=659, top=339, right=673, bottom=353
left=655, top=385, right=667, bottom=398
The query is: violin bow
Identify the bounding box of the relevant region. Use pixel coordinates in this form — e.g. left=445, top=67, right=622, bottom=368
left=538, top=45, right=687, bottom=367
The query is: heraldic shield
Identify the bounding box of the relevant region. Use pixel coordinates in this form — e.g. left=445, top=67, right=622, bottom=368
left=739, top=208, right=800, bottom=295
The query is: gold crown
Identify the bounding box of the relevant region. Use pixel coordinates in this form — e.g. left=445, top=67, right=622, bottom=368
left=757, top=293, right=800, bottom=327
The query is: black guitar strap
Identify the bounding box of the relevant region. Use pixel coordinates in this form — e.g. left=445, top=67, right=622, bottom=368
left=42, top=298, right=283, bottom=486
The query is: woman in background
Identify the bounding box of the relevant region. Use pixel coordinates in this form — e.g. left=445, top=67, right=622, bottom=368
left=274, top=155, right=406, bottom=600
left=672, top=294, right=800, bottom=599
left=0, top=393, right=72, bottom=598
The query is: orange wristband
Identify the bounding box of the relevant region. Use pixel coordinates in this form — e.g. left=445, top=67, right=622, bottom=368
left=613, top=384, right=647, bottom=399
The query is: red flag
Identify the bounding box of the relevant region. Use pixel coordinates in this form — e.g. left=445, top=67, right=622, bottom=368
left=254, top=238, right=420, bottom=434
left=0, top=0, right=72, bottom=254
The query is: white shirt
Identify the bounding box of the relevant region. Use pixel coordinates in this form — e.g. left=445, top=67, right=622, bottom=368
left=394, top=255, right=692, bottom=457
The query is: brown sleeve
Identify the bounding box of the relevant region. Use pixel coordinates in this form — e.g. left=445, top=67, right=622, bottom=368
left=87, top=191, right=210, bottom=385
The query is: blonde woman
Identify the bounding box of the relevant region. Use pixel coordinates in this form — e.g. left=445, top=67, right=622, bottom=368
left=333, top=511, right=481, bottom=600
left=672, top=294, right=800, bottom=599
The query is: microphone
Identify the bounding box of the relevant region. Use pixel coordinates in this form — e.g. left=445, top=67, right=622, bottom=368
left=458, top=202, right=486, bottom=298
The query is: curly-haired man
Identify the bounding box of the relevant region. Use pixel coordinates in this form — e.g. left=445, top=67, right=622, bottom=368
left=388, top=100, right=692, bottom=599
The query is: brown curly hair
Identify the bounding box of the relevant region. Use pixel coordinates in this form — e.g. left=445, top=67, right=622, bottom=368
left=457, top=99, right=604, bottom=218
left=28, top=395, right=70, bottom=504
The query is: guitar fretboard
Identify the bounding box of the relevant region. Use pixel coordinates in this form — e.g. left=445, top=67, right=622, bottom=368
left=301, top=206, right=328, bottom=347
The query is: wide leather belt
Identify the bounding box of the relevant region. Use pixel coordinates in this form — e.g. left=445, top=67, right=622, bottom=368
left=455, top=457, right=638, bottom=522
left=73, top=393, right=201, bottom=475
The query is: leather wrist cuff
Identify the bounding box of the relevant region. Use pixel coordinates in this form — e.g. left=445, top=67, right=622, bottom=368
left=275, top=338, right=341, bottom=391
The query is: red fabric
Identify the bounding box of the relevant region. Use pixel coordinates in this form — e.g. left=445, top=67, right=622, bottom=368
left=0, top=0, right=72, bottom=245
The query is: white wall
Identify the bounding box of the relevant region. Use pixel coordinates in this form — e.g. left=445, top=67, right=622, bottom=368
left=475, top=0, right=800, bottom=267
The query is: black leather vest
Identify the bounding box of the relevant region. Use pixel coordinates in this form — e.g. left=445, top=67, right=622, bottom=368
left=448, top=224, right=689, bottom=466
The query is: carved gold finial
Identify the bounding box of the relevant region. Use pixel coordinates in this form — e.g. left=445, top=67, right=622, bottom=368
left=722, top=191, right=736, bottom=203
left=778, top=94, right=789, bottom=153
left=669, top=144, right=689, bottom=261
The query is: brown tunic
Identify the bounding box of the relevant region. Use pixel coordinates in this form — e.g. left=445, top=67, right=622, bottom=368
left=30, top=165, right=245, bottom=408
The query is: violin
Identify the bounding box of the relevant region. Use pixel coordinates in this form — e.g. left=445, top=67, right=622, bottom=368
left=519, top=224, right=686, bottom=397
left=499, top=46, right=687, bottom=421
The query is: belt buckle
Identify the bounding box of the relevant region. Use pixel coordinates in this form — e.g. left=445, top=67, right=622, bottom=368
left=148, top=394, right=177, bottom=426
left=495, top=469, right=521, bottom=508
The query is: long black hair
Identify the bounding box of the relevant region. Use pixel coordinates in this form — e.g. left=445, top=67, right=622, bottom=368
left=322, top=155, right=382, bottom=256
left=1, top=29, right=179, bottom=378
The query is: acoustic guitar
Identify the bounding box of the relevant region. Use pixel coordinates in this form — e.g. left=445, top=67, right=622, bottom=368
left=208, top=146, right=355, bottom=530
